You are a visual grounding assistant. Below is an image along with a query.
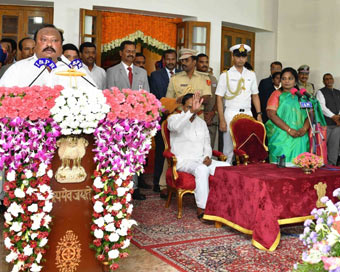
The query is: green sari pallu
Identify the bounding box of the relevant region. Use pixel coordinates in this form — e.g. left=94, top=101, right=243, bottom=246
left=265, top=92, right=310, bottom=163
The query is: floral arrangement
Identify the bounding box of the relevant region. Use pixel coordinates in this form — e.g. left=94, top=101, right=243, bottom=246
left=1, top=117, right=61, bottom=272
left=90, top=87, right=161, bottom=270
left=50, top=86, right=110, bottom=135
left=0, top=85, right=62, bottom=120
left=293, top=188, right=340, bottom=272
left=294, top=152, right=324, bottom=172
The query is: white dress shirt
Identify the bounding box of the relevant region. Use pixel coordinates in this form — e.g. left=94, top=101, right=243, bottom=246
left=0, top=54, right=96, bottom=88
left=168, top=110, right=212, bottom=169
left=215, top=66, right=258, bottom=110
left=121, top=62, right=134, bottom=77
left=83, top=63, right=106, bottom=90
left=165, top=67, right=175, bottom=79
left=316, top=89, right=339, bottom=118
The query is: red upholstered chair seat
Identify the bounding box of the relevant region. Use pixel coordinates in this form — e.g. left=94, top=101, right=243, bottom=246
left=166, top=168, right=196, bottom=190
left=230, top=114, right=268, bottom=165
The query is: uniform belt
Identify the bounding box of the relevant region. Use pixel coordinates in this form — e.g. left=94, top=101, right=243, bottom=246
left=239, top=109, right=245, bottom=112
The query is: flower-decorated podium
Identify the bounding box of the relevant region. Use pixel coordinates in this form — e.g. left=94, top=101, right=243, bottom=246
left=1, top=76, right=161, bottom=271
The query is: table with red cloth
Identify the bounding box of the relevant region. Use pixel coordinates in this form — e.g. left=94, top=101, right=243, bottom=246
left=203, top=163, right=340, bottom=251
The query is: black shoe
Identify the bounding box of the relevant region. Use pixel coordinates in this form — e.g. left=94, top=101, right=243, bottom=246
left=132, top=189, right=146, bottom=200
left=138, top=181, right=152, bottom=189
left=153, top=185, right=160, bottom=192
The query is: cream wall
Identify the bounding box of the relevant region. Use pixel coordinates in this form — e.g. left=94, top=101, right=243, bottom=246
left=277, top=0, right=340, bottom=89
left=15, top=0, right=278, bottom=80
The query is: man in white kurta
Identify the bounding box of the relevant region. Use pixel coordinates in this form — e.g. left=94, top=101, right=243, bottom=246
left=168, top=92, right=230, bottom=215
left=216, top=44, right=262, bottom=164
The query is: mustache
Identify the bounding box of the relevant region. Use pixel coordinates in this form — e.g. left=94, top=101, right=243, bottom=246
left=127, top=55, right=134, bottom=58
left=43, top=46, right=56, bottom=53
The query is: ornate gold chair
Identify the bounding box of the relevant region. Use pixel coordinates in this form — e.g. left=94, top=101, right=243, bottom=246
left=229, top=113, right=268, bottom=165
left=161, top=118, right=226, bottom=219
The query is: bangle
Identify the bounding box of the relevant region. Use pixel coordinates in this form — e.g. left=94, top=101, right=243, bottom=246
left=287, top=128, right=291, bottom=133
left=257, top=112, right=262, bottom=115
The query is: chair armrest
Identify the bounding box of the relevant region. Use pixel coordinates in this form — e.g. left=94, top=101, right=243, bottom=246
left=212, top=150, right=227, bottom=162
left=163, top=149, right=179, bottom=180
left=234, top=149, right=249, bottom=165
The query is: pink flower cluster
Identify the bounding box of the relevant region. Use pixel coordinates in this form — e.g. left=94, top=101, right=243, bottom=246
left=0, top=85, right=63, bottom=120
left=293, top=152, right=323, bottom=171
left=103, top=87, right=162, bottom=122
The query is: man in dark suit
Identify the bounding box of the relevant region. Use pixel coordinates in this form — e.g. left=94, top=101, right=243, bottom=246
left=149, top=49, right=179, bottom=196
left=106, top=41, right=150, bottom=200
left=106, top=40, right=149, bottom=91
left=258, top=61, right=282, bottom=123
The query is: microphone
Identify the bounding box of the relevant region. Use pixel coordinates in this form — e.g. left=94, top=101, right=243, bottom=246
left=29, top=57, right=52, bottom=87
left=57, top=57, right=96, bottom=87
left=290, top=88, right=303, bottom=99
left=300, top=88, right=311, bottom=100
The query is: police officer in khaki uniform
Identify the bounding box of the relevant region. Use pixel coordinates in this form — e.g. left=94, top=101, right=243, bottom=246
left=196, top=53, right=219, bottom=149
left=297, top=64, right=315, bottom=96
left=166, top=48, right=212, bottom=111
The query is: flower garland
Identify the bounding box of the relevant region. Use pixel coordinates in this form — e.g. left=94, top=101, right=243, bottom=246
left=50, top=86, right=110, bottom=135
left=294, top=188, right=340, bottom=271
left=90, top=88, right=161, bottom=270
left=1, top=118, right=61, bottom=272
left=0, top=86, right=62, bottom=272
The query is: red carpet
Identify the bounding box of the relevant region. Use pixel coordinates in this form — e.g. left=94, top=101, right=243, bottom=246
left=131, top=187, right=304, bottom=271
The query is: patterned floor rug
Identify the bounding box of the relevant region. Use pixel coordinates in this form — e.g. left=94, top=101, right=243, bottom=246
left=132, top=188, right=305, bottom=272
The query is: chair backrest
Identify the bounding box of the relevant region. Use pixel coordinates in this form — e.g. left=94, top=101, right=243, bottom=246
left=161, top=119, right=171, bottom=151
left=230, top=113, right=268, bottom=161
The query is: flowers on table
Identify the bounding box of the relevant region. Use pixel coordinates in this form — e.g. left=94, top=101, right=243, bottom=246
left=293, top=152, right=324, bottom=173
left=50, top=86, right=110, bottom=135
left=293, top=188, right=340, bottom=271
left=91, top=88, right=161, bottom=270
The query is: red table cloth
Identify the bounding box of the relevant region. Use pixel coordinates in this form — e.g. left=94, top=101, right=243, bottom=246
left=203, top=164, right=340, bottom=251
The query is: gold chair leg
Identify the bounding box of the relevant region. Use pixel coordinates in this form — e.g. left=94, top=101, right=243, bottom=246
left=215, top=221, right=222, bottom=228
left=177, top=190, right=185, bottom=219
left=236, top=155, right=240, bottom=165
left=165, top=190, right=172, bottom=208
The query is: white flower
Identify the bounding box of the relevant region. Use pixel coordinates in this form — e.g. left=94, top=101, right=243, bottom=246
left=24, top=170, right=33, bottom=179
left=22, top=180, right=29, bottom=186
left=7, top=202, right=24, bottom=217
left=93, top=177, right=104, bottom=189
left=126, top=193, right=131, bottom=202
left=37, top=163, right=48, bottom=177
left=115, top=178, right=122, bottom=187
left=12, top=262, right=23, bottom=272
left=94, top=229, right=104, bottom=239
left=104, top=214, right=114, bottom=224
left=117, top=187, right=126, bottom=197
left=36, top=253, right=42, bottom=263
left=105, top=223, right=116, bottom=232
left=93, top=201, right=104, bottom=213
left=326, top=200, right=338, bottom=213
left=5, top=251, right=18, bottom=262
left=116, top=211, right=124, bottom=219
left=43, top=215, right=52, bottom=227
left=39, top=238, right=48, bottom=247
left=31, top=233, right=38, bottom=240
left=94, top=217, right=105, bottom=228
left=26, top=187, right=37, bottom=196
left=10, top=222, right=23, bottom=232
left=30, top=263, right=42, bottom=272
left=28, top=204, right=38, bottom=213
left=328, top=228, right=340, bottom=246
left=121, top=239, right=130, bottom=249
left=43, top=201, right=53, bottom=213
left=112, top=202, right=122, bottom=211
left=109, top=232, right=120, bottom=242
left=4, top=212, right=13, bottom=222
left=4, top=237, right=13, bottom=249
left=47, top=169, right=53, bottom=178
left=127, top=204, right=133, bottom=214
left=117, top=227, right=128, bottom=236
left=39, top=184, right=50, bottom=194
left=108, top=249, right=119, bottom=260
left=6, top=170, right=16, bottom=181
left=23, top=245, right=33, bottom=256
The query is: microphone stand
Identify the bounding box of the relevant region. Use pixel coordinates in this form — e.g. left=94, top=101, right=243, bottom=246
left=57, top=57, right=96, bottom=87
left=29, top=65, right=49, bottom=87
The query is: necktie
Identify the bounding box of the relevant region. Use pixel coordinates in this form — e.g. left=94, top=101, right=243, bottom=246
left=127, top=67, right=133, bottom=87
left=170, top=70, right=174, bottom=77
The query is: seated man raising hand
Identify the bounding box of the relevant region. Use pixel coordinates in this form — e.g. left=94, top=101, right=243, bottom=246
left=167, top=91, right=230, bottom=220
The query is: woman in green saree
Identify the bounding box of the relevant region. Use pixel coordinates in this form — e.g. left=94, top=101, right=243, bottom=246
left=265, top=67, right=310, bottom=164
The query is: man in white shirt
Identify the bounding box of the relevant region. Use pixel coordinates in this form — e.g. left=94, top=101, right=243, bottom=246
left=168, top=91, right=230, bottom=219
left=316, top=73, right=340, bottom=165
left=216, top=44, right=262, bottom=164
left=0, top=24, right=95, bottom=88
left=80, top=42, right=106, bottom=90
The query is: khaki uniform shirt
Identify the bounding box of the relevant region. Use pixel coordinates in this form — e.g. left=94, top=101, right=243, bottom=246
left=166, top=70, right=212, bottom=99
left=298, top=81, right=315, bottom=96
